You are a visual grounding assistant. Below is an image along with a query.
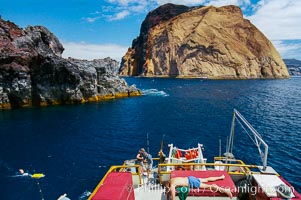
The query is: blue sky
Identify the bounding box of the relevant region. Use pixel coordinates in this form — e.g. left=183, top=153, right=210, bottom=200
left=1, top=0, right=301, bottom=61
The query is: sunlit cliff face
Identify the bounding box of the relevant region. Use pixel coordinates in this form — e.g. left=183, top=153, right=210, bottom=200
left=119, top=4, right=289, bottom=79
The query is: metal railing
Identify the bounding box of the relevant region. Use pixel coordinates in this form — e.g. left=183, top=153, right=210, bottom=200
left=228, top=109, right=269, bottom=171
left=89, top=155, right=274, bottom=200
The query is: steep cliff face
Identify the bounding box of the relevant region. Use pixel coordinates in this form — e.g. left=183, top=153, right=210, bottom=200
left=0, top=18, right=140, bottom=109
left=119, top=4, right=289, bottom=79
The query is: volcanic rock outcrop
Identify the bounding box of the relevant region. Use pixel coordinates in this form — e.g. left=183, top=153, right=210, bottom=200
left=0, top=18, right=140, bottom=109
left=119, top=4, right=289, bottom=79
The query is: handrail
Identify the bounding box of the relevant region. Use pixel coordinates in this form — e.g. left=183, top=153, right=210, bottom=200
left=158, top=162, right=258, bottom=168
left=156, top=161, right=263, bottom=184
left=121, top=158, right=256, bottom=169
left=157, top=161, right=258, bottom=176
left=172, top=147, right=199, bottom=152
left=89, top=159, right=275, bottom=200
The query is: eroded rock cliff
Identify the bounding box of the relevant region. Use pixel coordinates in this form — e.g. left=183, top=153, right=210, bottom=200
left=0, top=18, right=140, bottom=109
left=119, top=4, right=289, bottom=79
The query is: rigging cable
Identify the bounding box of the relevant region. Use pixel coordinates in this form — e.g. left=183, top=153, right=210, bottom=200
left=36, top=178, right=45, bottom=200
left=236, top=118, right=265, bottom=162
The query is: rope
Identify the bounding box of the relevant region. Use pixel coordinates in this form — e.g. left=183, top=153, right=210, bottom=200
left=36, top=179, right=45, bottom=200
left=236, top=118, right=265, bottom=163
left=126, top=184, right=134, bottom=200
left=236, top=118, right=257, bottom=145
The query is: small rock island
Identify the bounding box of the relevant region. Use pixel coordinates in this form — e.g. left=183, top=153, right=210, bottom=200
left=0, top=18, right=141, bottom=109
left=119, top=4, right=290, bottom=79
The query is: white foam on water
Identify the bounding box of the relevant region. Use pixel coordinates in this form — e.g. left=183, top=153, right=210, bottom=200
left=141, top=89, right=169, bottom=97
left=79, top=190, right=92, bottom=200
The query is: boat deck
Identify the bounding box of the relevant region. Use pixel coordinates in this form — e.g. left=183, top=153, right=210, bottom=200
left=88, top=110, right=301, bottom=200
left=134, top=185, right=167, bottom=200
left=134, top=185, right=236, bottom=200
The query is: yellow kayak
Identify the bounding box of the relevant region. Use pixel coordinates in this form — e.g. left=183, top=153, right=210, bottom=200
left=31, top=173, right=45, bottom=179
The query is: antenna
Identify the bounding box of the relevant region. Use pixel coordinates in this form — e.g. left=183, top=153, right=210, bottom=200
left=219, top=139, right=221, bottom=158
left=147, top=133, right=150, bottom=153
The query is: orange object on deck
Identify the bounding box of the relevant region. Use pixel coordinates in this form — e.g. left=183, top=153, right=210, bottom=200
left=175, top=149, right=182, bottom=158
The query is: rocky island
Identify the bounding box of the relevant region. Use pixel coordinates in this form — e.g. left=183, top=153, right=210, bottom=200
left=284, top=59, right=301, bottom=76
left=119, top=4, right=289, bottom=79
left=0, top=18, right=141, bottom=109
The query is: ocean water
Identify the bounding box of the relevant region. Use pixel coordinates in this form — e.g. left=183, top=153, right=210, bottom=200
left=0, top=77, right=300, bottom=200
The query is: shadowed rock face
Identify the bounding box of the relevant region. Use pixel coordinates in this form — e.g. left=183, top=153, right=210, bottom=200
left=0, top=18, right=140, bottom=109
left=119, top=4, right=289, bottom=79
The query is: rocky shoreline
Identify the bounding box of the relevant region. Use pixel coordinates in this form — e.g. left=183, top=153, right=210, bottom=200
left=0, top=18, right=141, bottom=109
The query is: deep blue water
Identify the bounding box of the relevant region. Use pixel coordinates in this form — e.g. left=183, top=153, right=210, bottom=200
left=0, top=77, right=301, bottom=200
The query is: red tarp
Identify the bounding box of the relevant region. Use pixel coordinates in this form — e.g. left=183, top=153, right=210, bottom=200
left=91, top=172, right=134, bottom=200
left=170, top=170, right=238, bottom=197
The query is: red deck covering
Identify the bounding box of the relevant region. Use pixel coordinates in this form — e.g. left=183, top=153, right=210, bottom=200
left=90, top=172, right=134, bottom=200
left=170, top=170, right=238, bottom=197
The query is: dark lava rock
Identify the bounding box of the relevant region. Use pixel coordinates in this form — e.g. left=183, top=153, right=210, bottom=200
left=0, top=18, right=140, bottom=109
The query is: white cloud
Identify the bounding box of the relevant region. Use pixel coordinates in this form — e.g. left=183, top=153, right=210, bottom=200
left=103, top=0, right=251, bottom=21
left=156, top=0, right=203, bottom=5
left=130, top=3, right=149, bottom=13
left=108, top=10, right=130, bottom=21
left=155, top=0, right=252, bottom=7
left=108, top=0, right=146, bottom=6
left=205, top=0, right=250, bottom=7
left=61, top=42, right=128, bottom=61
left=247, top=0, right=301, bottom=40
left=103, top=0, right=149, bottom=20
left=84, top=16, right=101, bottom=23
left=272, top=40, right=301, bottom=59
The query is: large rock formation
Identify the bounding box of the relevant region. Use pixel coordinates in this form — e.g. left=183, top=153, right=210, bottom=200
left=0, top=18, right=140, bottom=109
left=284, top=59, right=301, bottom=76
left=119, top=4, right=289, bottom=79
